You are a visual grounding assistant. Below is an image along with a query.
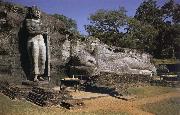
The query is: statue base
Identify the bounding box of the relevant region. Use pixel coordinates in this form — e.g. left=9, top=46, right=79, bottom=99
left=22, top=80, right=49, bottom=86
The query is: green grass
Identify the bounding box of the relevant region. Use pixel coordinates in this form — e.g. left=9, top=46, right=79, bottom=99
left=153, top=59, right=180, bottom=65
left=141, top=97, right=180, bottom=115
left=0, top=94, right=128, bottom=115
left=127, top=86, right=176, bottom=98
left=0, top=94, right=57, bottom=115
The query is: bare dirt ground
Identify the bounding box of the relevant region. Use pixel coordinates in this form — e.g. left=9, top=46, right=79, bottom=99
left=70, top=88, right=180, bottom=115
left=70, top=91, right=109, bottom=99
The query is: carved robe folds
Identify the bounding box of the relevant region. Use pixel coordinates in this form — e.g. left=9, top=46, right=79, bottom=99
left=26, top=18, right=50, bottom=80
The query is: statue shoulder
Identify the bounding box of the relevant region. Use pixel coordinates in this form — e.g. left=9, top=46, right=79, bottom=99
left=26, top=19, right=41, bottom=23
left=25, top=19, right=42, bottom=34
left=25, top=19, right=31, bottom=24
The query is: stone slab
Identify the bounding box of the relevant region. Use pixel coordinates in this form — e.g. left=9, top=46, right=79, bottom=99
left=22, top=80, right=38, bottom=86
left=70, top=91, right=109, bottom=100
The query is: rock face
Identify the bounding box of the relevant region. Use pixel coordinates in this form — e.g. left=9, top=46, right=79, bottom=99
left=61, top=37, right=156, bottom=77
left=96, top=43, right=156, bottom=75
left=61, top=37, right=156, bottom=94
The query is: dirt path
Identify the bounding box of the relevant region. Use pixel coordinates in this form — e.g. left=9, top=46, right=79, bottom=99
left=71, top=91, right=180, bottom=115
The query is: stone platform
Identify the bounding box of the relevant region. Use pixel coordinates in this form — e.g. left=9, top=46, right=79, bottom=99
left=22, top=80, right=49, bottom=87
left=69, top=90, right=109, bottom=100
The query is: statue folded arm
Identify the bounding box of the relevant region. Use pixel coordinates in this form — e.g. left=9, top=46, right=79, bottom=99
left=26, top=19, right=43, bottom=35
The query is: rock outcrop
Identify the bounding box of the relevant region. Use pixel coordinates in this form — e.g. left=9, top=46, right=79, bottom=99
left=61, top=37, right=156, bottom=77
left=61, top=37, right=156, bottom=94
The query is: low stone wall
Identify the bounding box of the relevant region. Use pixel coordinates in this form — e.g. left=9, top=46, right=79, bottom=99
left=93, top=72, right=152, bottom=94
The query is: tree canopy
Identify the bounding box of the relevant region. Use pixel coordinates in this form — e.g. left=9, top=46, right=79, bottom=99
left=135, top=0, right=180, bottom=58
left=52, top=14, right=77, bottom=33
left=85, top=7, right=127, bottom=46
left=85, top=0, right=180, bottom=59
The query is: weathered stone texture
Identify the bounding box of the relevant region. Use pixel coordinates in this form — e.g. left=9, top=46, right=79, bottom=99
left=93, top=72, right=152, bottom=94
left=61, top=38, right=156, bottom=77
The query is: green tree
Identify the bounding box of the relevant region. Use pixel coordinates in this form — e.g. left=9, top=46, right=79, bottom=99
left=85, top=7, right=127, bottom=46
left=134, top=0, right=180, bottom=58
left=52, top=14, right=77, bottom=33
left=123, top=18, right=158, bottom=53
left=134, top=0, right=162, bottom=27
left=161, top=0, right=180, bottom=58
left=161, top=0, right=180, bottom=24
left=172, top=3, right=180, bottom=24
left=173, top=24, right=180, bottom=58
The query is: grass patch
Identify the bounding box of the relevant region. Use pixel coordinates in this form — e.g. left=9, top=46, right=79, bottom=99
left=0, top=94, right=128, bottom=115
left=153, top=59, right=180, bottom=65
left=0, top=94, right=65, bottom=115
left=127, top=86, right=176, bottom=98
left=141, top=97, right=180, bottom=115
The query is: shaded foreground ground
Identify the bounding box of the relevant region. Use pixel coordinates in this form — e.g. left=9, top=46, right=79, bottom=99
left=0, top=86, right=179, bottom=115
left=142, top=97, right=180, bottom=115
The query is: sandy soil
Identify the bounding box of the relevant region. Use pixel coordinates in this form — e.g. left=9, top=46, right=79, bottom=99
left=70, top=89, right=180, bottom=115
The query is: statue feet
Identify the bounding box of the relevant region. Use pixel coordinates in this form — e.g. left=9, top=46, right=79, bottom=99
left=38, top=76, right=45, bottom=81
left=48, top=76, right=50, bottom=81
left=33, top=75, right=39, bottom=82
left=33, top=75, right=47, bottom=82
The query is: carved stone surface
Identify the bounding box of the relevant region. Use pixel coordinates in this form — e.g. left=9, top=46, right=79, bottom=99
left=61, top=37, right=156, bottom=76
left=25, top=6, right=50, bottom=81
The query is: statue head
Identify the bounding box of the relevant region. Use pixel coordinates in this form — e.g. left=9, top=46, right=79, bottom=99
left=27, top=6, right=41, bottom=19
left=86, top=37, right=100, bottom=52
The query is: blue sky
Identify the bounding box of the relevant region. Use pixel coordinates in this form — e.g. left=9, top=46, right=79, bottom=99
left=6, top=0, right=180, bottom=34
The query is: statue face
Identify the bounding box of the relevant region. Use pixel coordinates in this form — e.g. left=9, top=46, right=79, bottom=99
left=31, top=6, right=41, bottom=19
left=33, top=9, right=41, bottom=19
left=90, top=39, right=99, bottom=51
left=91, top=42, right=96, bottom=51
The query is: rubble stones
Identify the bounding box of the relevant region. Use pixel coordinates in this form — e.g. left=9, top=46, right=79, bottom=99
left=0, top=81, right=84, bottom=109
